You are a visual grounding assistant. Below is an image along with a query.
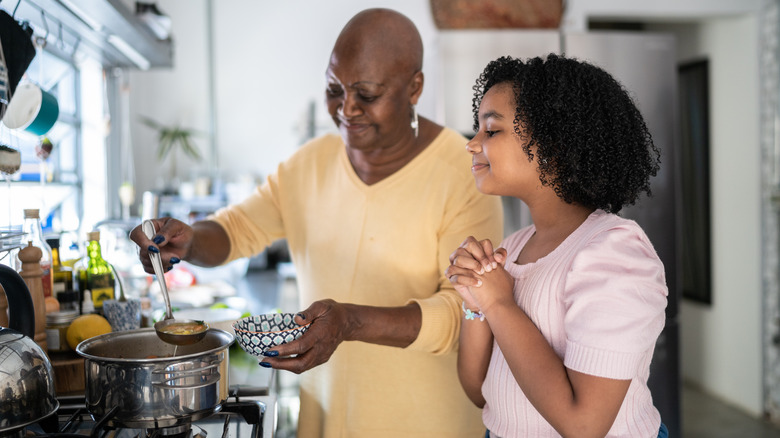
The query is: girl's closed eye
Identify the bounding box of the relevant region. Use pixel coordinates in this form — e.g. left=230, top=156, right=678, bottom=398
left=486, top=130, right=499, bottom=137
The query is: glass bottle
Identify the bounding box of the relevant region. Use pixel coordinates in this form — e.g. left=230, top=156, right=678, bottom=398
left=84, top=230, right=115, bottom=312
left=46, top=238, right=74, bottom=299
left=22, top=209, right=53, bottom=298
left=47, top=237, right=79, bottom=312
left=72, top=249, right=88, bottom=314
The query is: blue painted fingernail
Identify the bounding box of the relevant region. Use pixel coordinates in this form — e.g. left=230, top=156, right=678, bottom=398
left=170, top=257, right=180, bottom=264
left=296, top=313, right=306, bottom=320
left=148, top=246, right=159, bottom=253
left=153, top=235, right=165, bottom=244
left=259, top=362, right=272, bottom=368
left=263, top=350, right=279, bottom=357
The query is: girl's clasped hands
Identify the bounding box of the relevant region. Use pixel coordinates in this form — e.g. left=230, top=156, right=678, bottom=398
left=445, top=236, right=512, bottom=320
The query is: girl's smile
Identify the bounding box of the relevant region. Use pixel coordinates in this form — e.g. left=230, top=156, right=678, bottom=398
left=471, top=159, right=489, bottom=173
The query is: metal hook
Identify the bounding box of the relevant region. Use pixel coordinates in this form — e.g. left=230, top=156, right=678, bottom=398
left=70, top=36, right=81, bottom=58
left=58, top=21, right=65, bottom=51
left=39, top=9, right=49, bottom=39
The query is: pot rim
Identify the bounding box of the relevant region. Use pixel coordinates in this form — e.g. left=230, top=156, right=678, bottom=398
left=75, top=327, right=234, bottom=363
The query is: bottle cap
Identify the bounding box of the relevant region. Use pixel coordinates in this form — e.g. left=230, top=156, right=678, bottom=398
left=46, top=237, right=60, bottom=249
left=87, top=231, right=100, bottom=242
left=57, top=290, right=78, bottom=303
left=82, top=290, right=95, bottom=313
left=24, top=209, right=40, bottom=218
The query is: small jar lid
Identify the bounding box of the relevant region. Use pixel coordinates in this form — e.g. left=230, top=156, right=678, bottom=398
left=23, top=209, right=39, bottom=218
left=57, top=291, right=78, bottom=303
left=46, top=310, right=79, bottom=324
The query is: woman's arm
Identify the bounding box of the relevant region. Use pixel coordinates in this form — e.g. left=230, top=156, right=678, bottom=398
left=130, top=218, right=231, bottom=273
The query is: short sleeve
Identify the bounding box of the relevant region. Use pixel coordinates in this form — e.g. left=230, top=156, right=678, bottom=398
left=562, top=222, right=668, bottom=379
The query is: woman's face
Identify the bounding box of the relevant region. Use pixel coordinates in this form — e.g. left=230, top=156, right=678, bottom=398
left=466, top=82, right=540, bottom=198
left=325, top=51, right=416, bottom=152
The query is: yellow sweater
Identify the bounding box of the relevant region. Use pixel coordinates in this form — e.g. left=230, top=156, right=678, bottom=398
left=212, top=128, right=504, bottom=437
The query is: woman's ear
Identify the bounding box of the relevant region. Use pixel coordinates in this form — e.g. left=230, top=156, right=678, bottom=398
left=409, top=70, right=424, bottom=105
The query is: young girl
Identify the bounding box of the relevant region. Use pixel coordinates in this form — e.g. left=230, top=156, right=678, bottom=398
left=445, top=54, right=669, bottom=438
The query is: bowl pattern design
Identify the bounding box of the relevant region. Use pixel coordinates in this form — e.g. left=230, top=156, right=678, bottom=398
left=233, top=313, right=309, bottom=356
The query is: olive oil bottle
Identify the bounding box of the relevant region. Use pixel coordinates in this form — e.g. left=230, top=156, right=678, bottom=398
left=83, top=231, right=115, bottom=312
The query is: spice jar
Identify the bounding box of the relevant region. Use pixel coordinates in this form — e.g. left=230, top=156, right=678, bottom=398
left=45, top=310, right=79, bottom=353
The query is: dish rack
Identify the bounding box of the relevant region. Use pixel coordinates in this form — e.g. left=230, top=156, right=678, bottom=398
left=0, top=226, right=25, bottom=256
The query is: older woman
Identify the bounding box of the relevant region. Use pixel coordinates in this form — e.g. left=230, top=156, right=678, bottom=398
left=131, top=8, right=503, bottom=438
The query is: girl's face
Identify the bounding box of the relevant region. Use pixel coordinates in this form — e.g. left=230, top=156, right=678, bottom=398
left=466, top=82, right=540, bottom=198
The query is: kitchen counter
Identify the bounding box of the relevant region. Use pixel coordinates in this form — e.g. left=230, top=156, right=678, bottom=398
left=228, top=342, right=275, bottom=395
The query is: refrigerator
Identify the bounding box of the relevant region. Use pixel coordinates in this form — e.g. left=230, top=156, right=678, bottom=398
left=434, top=30, right=681, bottom=436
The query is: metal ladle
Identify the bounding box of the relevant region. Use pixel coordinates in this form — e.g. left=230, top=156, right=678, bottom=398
left=142, top=220, right=208, bottom=345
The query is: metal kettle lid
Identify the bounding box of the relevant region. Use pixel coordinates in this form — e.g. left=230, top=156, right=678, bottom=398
left=0, top=327, right=25, bottom=344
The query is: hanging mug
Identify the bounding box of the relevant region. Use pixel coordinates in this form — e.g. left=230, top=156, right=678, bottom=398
left=2, top=81, right=59, bottom=136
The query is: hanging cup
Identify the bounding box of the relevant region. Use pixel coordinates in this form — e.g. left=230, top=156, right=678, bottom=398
left=2, top=81, right=59, bottom=136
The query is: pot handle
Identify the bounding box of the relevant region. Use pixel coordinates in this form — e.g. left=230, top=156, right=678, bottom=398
left=0, top=263, right=34, bottom=337
left=151, top=363, right=222, bottom=389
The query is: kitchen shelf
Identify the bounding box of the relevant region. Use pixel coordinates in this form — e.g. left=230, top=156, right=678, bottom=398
left=8, top=0, right=173, bottom=69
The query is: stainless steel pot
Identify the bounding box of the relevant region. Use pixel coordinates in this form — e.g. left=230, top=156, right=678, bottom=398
left=0, top=264, right=58, bottom=435
left=76, top=327, right=234, bottom=428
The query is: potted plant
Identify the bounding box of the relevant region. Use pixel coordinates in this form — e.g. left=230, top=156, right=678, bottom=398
left=139, top=117, right=203, bottom=193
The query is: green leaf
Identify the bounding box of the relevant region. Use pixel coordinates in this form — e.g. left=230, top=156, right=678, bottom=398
left=139, top=115, right=203, bottom=164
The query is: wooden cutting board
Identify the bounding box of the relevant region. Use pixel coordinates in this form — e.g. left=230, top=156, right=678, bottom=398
left=49, top=351, right=85, bottom=395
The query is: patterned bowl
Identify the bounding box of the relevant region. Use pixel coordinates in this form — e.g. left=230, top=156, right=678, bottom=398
left=233, top=313, right=310, bottom=356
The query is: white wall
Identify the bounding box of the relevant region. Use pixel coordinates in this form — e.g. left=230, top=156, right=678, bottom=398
left=649, top=16, right=762, bottom=416
left=128, top=0, right=212, bottom=193
left=129, top=0, right=440, bottom=197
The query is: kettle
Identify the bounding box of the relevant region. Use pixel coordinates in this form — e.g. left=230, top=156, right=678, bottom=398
left=0, top=263, right=58, bottom=433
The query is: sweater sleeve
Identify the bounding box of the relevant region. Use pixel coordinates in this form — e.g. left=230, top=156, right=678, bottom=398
left=562, top=222, right=668, bottom=379
left=210, top=172, right=286, bottom=264
left=406, top=180, right=504, bottom=355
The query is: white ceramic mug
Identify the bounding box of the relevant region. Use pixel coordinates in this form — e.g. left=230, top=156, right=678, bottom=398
left=2, top=81, right=59, bottom=136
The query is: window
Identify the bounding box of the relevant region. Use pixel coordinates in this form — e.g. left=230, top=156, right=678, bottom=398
left=1, top=42, right=107, bottom=244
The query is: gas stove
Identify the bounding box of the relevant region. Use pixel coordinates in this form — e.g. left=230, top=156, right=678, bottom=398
left=10, top=392, right=274, bottom=438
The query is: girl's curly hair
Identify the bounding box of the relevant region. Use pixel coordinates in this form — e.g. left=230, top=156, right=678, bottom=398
left=472, top=54, right=661, bottom=214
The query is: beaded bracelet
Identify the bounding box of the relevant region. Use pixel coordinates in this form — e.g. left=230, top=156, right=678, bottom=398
left=462, top=302, right=486, bottom=322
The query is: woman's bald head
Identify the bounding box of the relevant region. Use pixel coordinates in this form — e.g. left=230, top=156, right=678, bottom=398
left=331, top=8, right=423, bottom=76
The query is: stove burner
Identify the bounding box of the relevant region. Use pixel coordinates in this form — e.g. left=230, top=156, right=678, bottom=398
left=146, top=424, right=191, bottom=438
left=19, top=396, right=266, bottom=438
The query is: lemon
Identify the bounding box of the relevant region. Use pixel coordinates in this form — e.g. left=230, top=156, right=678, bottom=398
left=66, top=314, right=112, bottom=350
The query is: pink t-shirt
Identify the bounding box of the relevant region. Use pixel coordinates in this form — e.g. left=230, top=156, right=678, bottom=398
left=482, top=210, right=668, bottom=438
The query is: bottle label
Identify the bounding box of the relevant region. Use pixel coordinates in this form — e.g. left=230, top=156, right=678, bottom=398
left=41, top=264, right=52, bottom=298
left=53, top=281, right=66, bottom=295
left=91, top=287, right=114, bottom=309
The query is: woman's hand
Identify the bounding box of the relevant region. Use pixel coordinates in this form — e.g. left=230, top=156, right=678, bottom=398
left=257, top=299, right=351, bottom=374
left=129, top=217, right=193, bottom=274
